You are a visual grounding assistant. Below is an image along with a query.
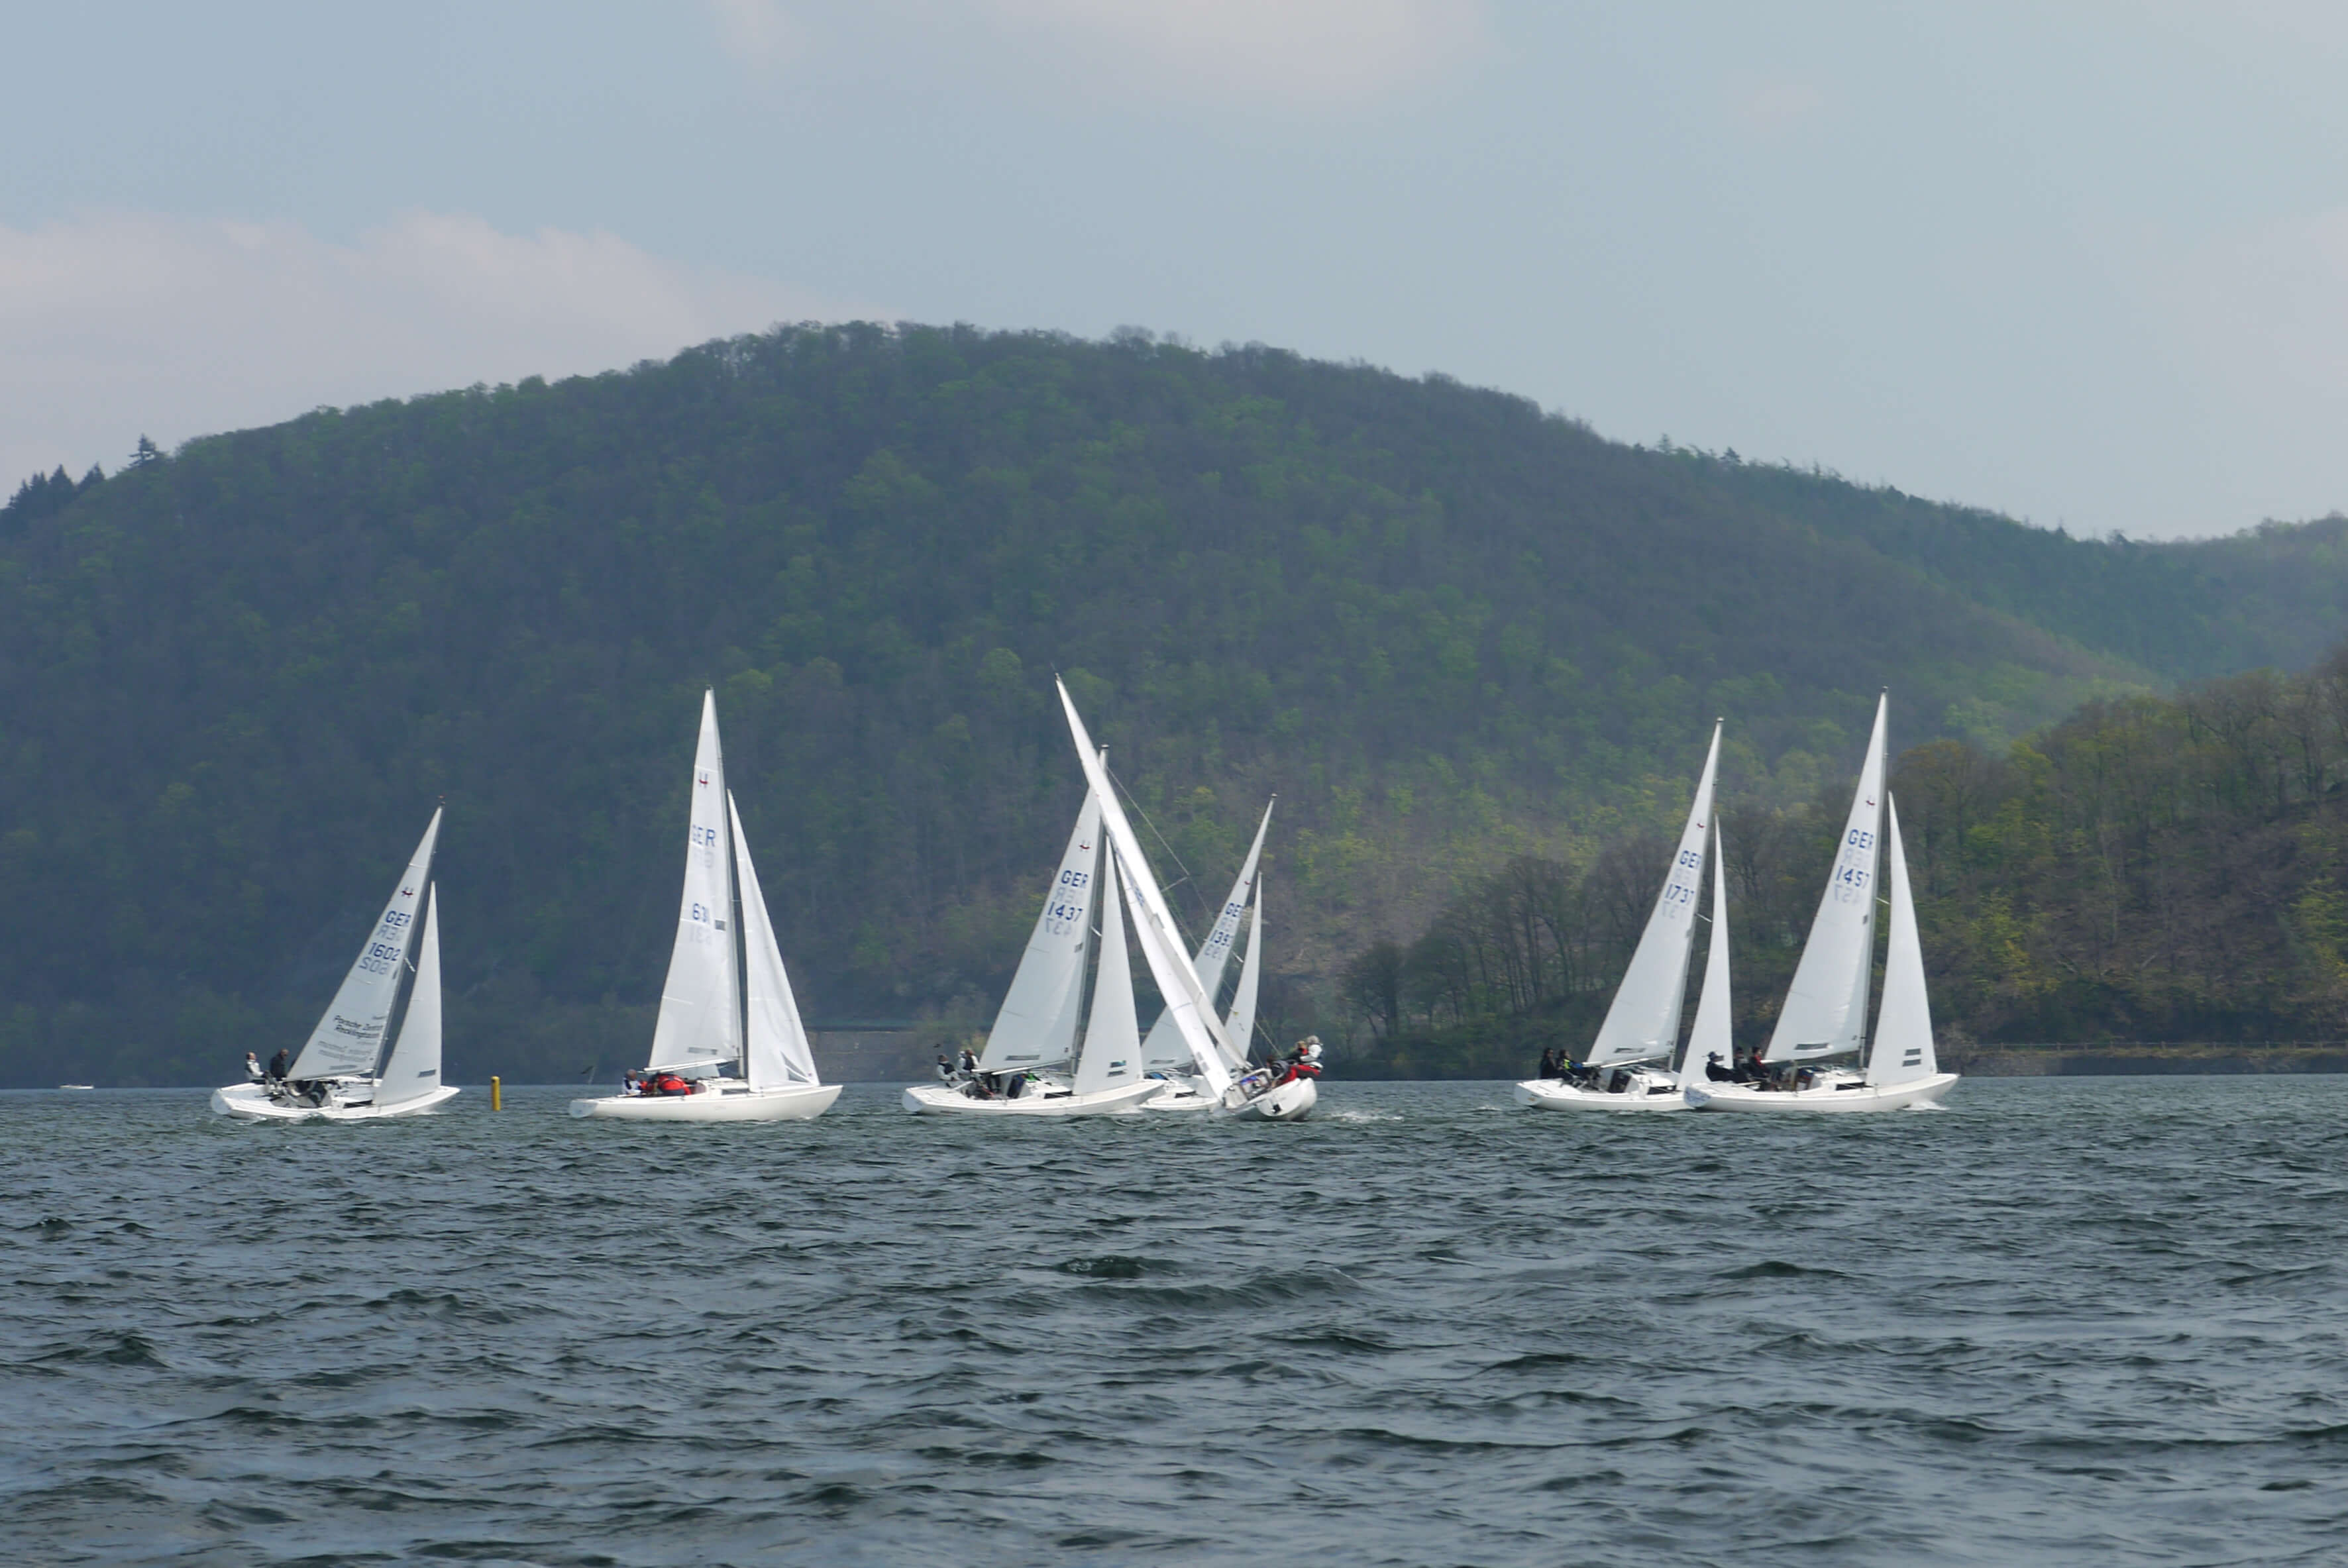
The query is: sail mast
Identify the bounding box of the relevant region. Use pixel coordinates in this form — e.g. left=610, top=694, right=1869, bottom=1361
left=376, top=884, right=445, bottom=1108
left=1072, top=852, right=1144, bottom=1096
left=286, top=808, right=443, bottom=1082
left=647, top=690, right=741, bottom=1072
left=1678, top=823, right=1734, bottom=1088
left=1224, top=876, right=1265, bottom=1063
left=1140, top=796, right=1274, bottom=1073
left=1587, top=724, right=1720, bottom=1065
left=731, top=791, right=820, bottom=1088
left=979, top=787, right=1104, bottom=1074
left=1764, top=694, right=1890, bottom=1063
left=1057, top=679, right=1238, bottom=1097
left=1865, top=796, right=1940, bottom=1087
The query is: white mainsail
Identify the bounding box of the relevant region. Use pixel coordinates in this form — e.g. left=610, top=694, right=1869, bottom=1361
left=288, top=808, right=443, bottom=1080
left=1866, top=796, right=1939, bottom=1088
left=1765, top=694, right=1889, bottom=1062
left=648, top=690, right=741, bottom=1072
left=375, top=884, right=444, bottom=1108
left=1140, top=798, right=1273, bottom=1072
left=979, top=790, right=1104, bottom=1074
left=1587, top=724, right=1721, bottom=1065
left=1223, top=876, right=1264, bottom=1063
left=1678, top=826, right=1734, bottom=1090
left=730, top=792, right=820, bottom=1089
left=1072, top=853, right=1144, bottom=1096
left=1057, top=679, right=1238, bottom=1098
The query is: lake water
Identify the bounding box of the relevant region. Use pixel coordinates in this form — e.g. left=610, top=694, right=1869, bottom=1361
left=5, top=1077, right=2342, bottom=1566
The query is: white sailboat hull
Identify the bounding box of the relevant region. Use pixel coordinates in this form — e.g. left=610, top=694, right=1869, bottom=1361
left=209, top=1082, right=460, bottom=1122
left=1684, top=1073, right=1958, bottom=1114
left=900, top=1078, right=1161, bottom=1116
left=1514, top=1069, right=1690, bottom=1112
left=1216, top=1076, right=1316, bottom=1122
left=570, top=1082, right=841, bottom=1121
left=1141, top=1073, right=1220, bottom=1111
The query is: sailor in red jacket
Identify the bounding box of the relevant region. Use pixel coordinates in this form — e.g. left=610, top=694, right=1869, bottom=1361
left=1277, top=1037, right=1325, bottom=1086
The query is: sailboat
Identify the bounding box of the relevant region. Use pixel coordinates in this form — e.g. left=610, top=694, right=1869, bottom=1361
left=902, top=786, right=1160, bottom=1116
left=211, top=810, right=458, bottom=1122
left=570, top=691, right=841, bottom=1122
left=1055, top=679, right=1315, bottom=1122
left=1685, top=695, right=1958, bottom=1113
left=1142, top=800, right=1275, bottom=1112
left=1515, top=724, right=1721, bottom=1113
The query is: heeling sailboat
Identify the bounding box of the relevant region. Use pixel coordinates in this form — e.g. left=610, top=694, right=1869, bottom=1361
left=1687, top=696, right=1959, bottom=1113
left=211, top=811, right=458, bottom=1122
left=903, top=821, right=1159, bottom=1116
left=570, top=691, right=841, bottom=1122
left=1515, top=724, right=1722, bottom=1114
left=902, top=780, right=1161, bottom=1116
left=1055, top=678, right=1315, bottom=1122
left=1142, top=800, right=1276, bottom=1112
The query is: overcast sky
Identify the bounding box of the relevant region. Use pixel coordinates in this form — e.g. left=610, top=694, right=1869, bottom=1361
left=5, top=1, right=2346, bottom=539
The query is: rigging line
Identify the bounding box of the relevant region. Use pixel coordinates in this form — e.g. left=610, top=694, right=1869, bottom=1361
left=1102, top=761, right=1210, bottom=921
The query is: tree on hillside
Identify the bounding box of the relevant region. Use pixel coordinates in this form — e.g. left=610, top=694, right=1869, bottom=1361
left=1, top=320, right=2345, bottom=1084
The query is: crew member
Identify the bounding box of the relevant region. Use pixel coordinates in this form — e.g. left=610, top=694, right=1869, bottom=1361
left=244, top=1051, right=264, bottom=1081
left=1277, top=1038, right=1325, bottom=1086
left=266, top=1047, right=292, bottom=1082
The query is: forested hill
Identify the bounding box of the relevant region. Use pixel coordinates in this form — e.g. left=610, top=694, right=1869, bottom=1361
left=2, top=322, right=2343, bottom=1084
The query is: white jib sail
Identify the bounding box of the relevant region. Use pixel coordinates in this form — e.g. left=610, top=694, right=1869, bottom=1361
left=1073, top=851, right=1144, bottom=1096
left=1057, top=680, right=1238, bottom=1098
left=1679, top=826, right=1734, bottom=1090
left=1765, top=694, right=1889, bottom=1062
left=979, top=790, right=1103, bottom=1074
left=1588, top=723, right=1721, bottom=1066
left=647, top=690, right=741, bottom=1072
left=288, top=808, right=443, bottom=1080
left=1141, top=798, right=1273, bottom=1073
left=731, top=793, right=820, bottom=1088
left=375, top=884, right=443, bottom=1108
left=1866, top=796, right=1939, bottom=1087
left=1223, top=876, right=1264, bottom=1063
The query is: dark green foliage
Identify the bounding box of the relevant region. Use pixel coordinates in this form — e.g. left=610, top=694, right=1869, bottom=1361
left=1, top=464, right=103, bottom=535
left=1895, top=651, right=2348, bottom=1043
left=3, top=321, right=2345, bottom=1084
left=1348, top=645, right=2348, bottom=1076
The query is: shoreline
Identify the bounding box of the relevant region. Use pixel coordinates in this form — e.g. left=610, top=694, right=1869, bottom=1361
left=1947, top=1045, right=2348, bottom=1076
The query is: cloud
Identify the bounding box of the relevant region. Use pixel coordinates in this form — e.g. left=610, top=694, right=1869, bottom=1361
left=975, top=0, right=1493, bottom=109
left=1738, top=81, right=1824, bottom=132
left=708, top=0, right=809, bottom=72
left=0, top=210, right=877, bottom=486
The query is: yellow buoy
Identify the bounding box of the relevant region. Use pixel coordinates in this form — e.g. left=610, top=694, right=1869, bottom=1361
left=490, top=1075, right=502, bottom=1112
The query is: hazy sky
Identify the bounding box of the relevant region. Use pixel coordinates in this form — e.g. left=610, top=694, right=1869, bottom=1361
left=5, top=1, right=2347, bottom=539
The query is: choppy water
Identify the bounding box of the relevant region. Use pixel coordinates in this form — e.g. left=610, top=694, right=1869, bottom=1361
left=5, top=1078, right=2345, bottom=1566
